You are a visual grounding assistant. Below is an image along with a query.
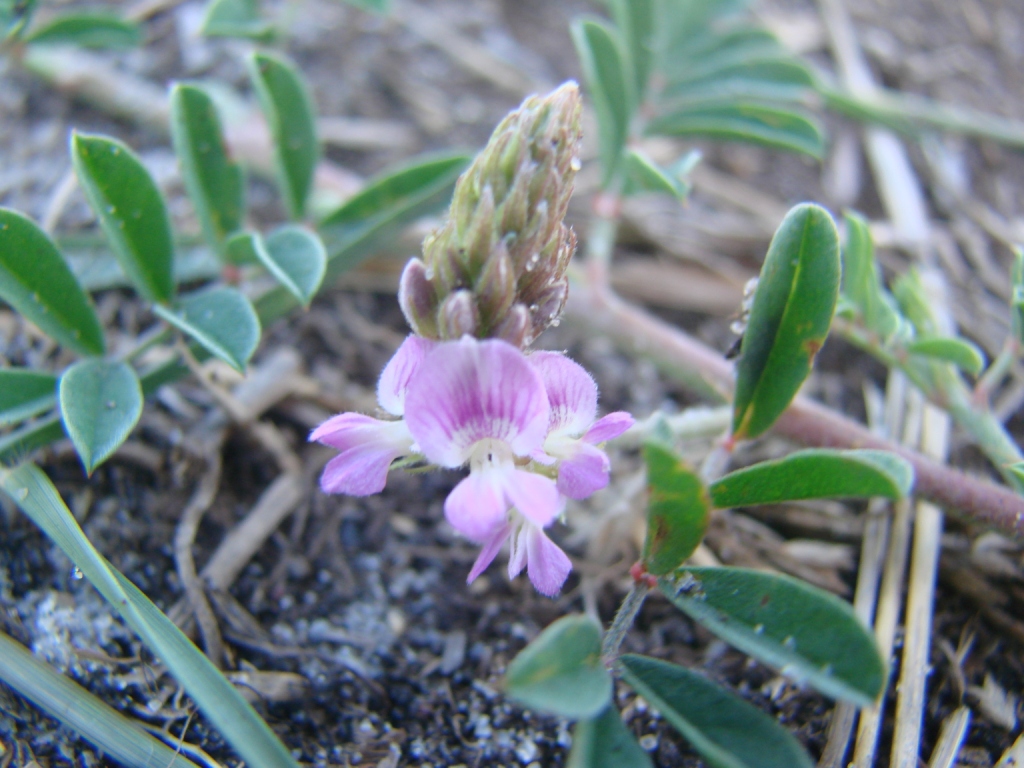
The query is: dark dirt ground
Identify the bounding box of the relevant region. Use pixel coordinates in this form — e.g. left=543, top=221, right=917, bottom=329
left=1, top=0, right=1024, bottom=766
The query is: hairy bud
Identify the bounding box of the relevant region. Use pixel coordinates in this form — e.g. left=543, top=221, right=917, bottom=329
left=398, top=258, right=439, bottom=338
left=408, top=81, right=582, bottom=347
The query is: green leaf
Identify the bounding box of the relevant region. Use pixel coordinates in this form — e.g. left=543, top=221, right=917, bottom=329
left=253, top=226, right=326, bottom=306
left=201, top=0, right=273, bottom=39
left=906, top=336, right=985, bottom=377
left=71, top=133, right=175, bottom=304
left=0, top=208, right=105, bottom=356
left=223, top=230, right=260, bottom=265
left=568, top=704, right=652, bottom=768
left=249, top=51, right=319, bottom=220
left=660, top=24, right=781, bottom=81
left=659, top=567, right=886, bottom=706
left=662, top=59, right=813, bottom=105
left=0, top=464, right=299, bottom=768
left=0, top=630, right=200, bottom=768
left=59, top=360, right=142, bottom=475
left=841, top=211, right=900, bottom=339
left=647, top=103, right=824, bottom=158
left=620, top=654, right=813, bottom=768
left=891, top=268, right=935, bottom=336
left=709, top=449, right=914, bottom=508
left=643, top=441, right=710, bottom=575
left=1011, top=248, right=1024, bottom=345
left=333, top=0, right=389, bottom=11
left=504, top=615, right=611, bottom=719
left=154, top=287, right=260, bottom=372
left=1, top=0, right=36, bottom=39
left=607, top=0, right=654, bottom=100
left=25, top=12, right=140, bottom=48
left=319, top=151, right=469, bottom=277
left=571, top=18, right=634, bottom=185
left=170, top=84, right=245, bottom=253
left=623, top=148, right=687, bottom=199
left=732, top=204, right=840, bottom=440
left=0, top=369, right=57, bottom=427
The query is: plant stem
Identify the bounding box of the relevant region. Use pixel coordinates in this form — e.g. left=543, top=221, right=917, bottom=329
left=601, top=581, right=651, bottom=664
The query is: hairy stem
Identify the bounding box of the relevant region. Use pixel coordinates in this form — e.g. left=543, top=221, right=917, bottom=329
left=601, top=581, right=651, bottom=664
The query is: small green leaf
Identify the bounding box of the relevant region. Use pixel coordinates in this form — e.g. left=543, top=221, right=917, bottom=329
left=254, top=226, right=326, bottom=306
left=660, top=25, right=782, bottom=82
left=505, top=614, right=611, bottom=719
left=659, top=567, right=886, bottom=706
left=319, top=151, right=469, bottom=275
left=568, top=704, right=652, bottom=768
left=647, top=103, right=824, bottom=158
left=643, top=441, right=710, bottom=575
left=606, top=0, right=654, bottom=100
left=71, top=133, right=175, bottom=304
left=224, top=230, right=260, bottom=265
left=154, top=287, right=260, bottom=372
left=841, top=211, right=900, bottom=339
left=0, top=464, right=300, bottom=768
left=0, top=369, right=57, bottom=427
left=623, top=149, right=687, bottom=199
left=170, top=84, right=245, bottom=254
left=620, top=654, right=814, bottom=768
left=709, top=449, right=914, bottom=508
left=891, top=268, right=935, bottom=335
left=732, top=204, right=840, bottom=440
left=662, top=59, right=813, bottom=104
left=59, top=360, right=142, bottom=475
left=1, top=0, right=36, bottom=39
left=332, top=0, right=389, bottom=11
left=201, top=0, right=273, bottom=39
left=1011, top=248, right=1024, bottom=345
left=0, top=208, right=105, bottom=356
left=571, top=18, right=634, bottom=185
left=906, top=336, right=985, bottom=377
left=25, top=12, right=140, bottom=48
left=249, top=51, right=319, bottom=220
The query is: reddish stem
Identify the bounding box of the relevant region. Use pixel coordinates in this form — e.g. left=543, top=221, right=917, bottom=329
left=571, top=280, right=1024, bottom=538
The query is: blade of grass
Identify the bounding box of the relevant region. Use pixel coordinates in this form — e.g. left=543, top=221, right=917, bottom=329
left=0, top=629, right=200, bottom=768
left=0, top=463, right=299, bottom=768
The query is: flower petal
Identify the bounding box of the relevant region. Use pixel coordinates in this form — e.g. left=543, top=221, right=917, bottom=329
left=504, top=468, right=564, bottom=527
left=377, top=335, right=437, bottom=416
left=406, top=337, right=549, bottom=467
left=507, top=523, right=528, bottom=579
left=582, top=411, right=634, bottom=444
left=320, top=444, right=400, bottom=496
left=444, top=465, right=512, bottom=542
left=530, top=351, right=597, bottom=437
left=526, top=526, right=572, bottom=597
left=557, top=442, right=611, bottom=500
left=311, top=414, right=413, bottom=496
left=467, top=522, right=511, bottom=584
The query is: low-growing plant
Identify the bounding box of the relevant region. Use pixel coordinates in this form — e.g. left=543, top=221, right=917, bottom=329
left=2, top=0, right=1024, bottom=765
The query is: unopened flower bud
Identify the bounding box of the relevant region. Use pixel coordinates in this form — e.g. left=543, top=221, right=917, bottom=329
left=439, top=290, right=480, bottom=339
left=528, top=280, right=568, bottom=334
left=492, top=303, right=532, bottom=348
left=408, top=81, right=581, bottom=347
left=398, top=258, right=440, bottom=338
left=474, top=242, right=516, bottom=333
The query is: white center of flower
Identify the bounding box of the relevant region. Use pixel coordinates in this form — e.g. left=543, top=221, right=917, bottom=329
left=468, top=438, right=514, bottom=472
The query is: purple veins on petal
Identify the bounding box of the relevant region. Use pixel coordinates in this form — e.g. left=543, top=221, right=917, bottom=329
left=405, top=336, right=550, bottom=467
left=529, top=351, right=597, bottom=436
left=377, top=335, right=437, bottom=416
left=466, top=522, right=511, bottom=584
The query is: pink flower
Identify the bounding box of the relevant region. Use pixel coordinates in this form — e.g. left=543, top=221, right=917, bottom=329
left=529, top=352, right=634, bottom=499
left=309, top=336, right=435, bottom=496
left=403, top=337, right=572, bottom=595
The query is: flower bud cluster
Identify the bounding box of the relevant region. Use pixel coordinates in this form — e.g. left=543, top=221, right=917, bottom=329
left=399, top=82, right=582, bottom=348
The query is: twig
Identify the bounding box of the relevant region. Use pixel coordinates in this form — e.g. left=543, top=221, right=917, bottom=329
left=173, top=430, right=227, bottom=667
left=818, top=374, right=905, bottom=768
left=852, top=390, right=922, bottom=767
left=891, top=402, right=949, bottom=767
left=927, top=706, right=971, bottom=768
